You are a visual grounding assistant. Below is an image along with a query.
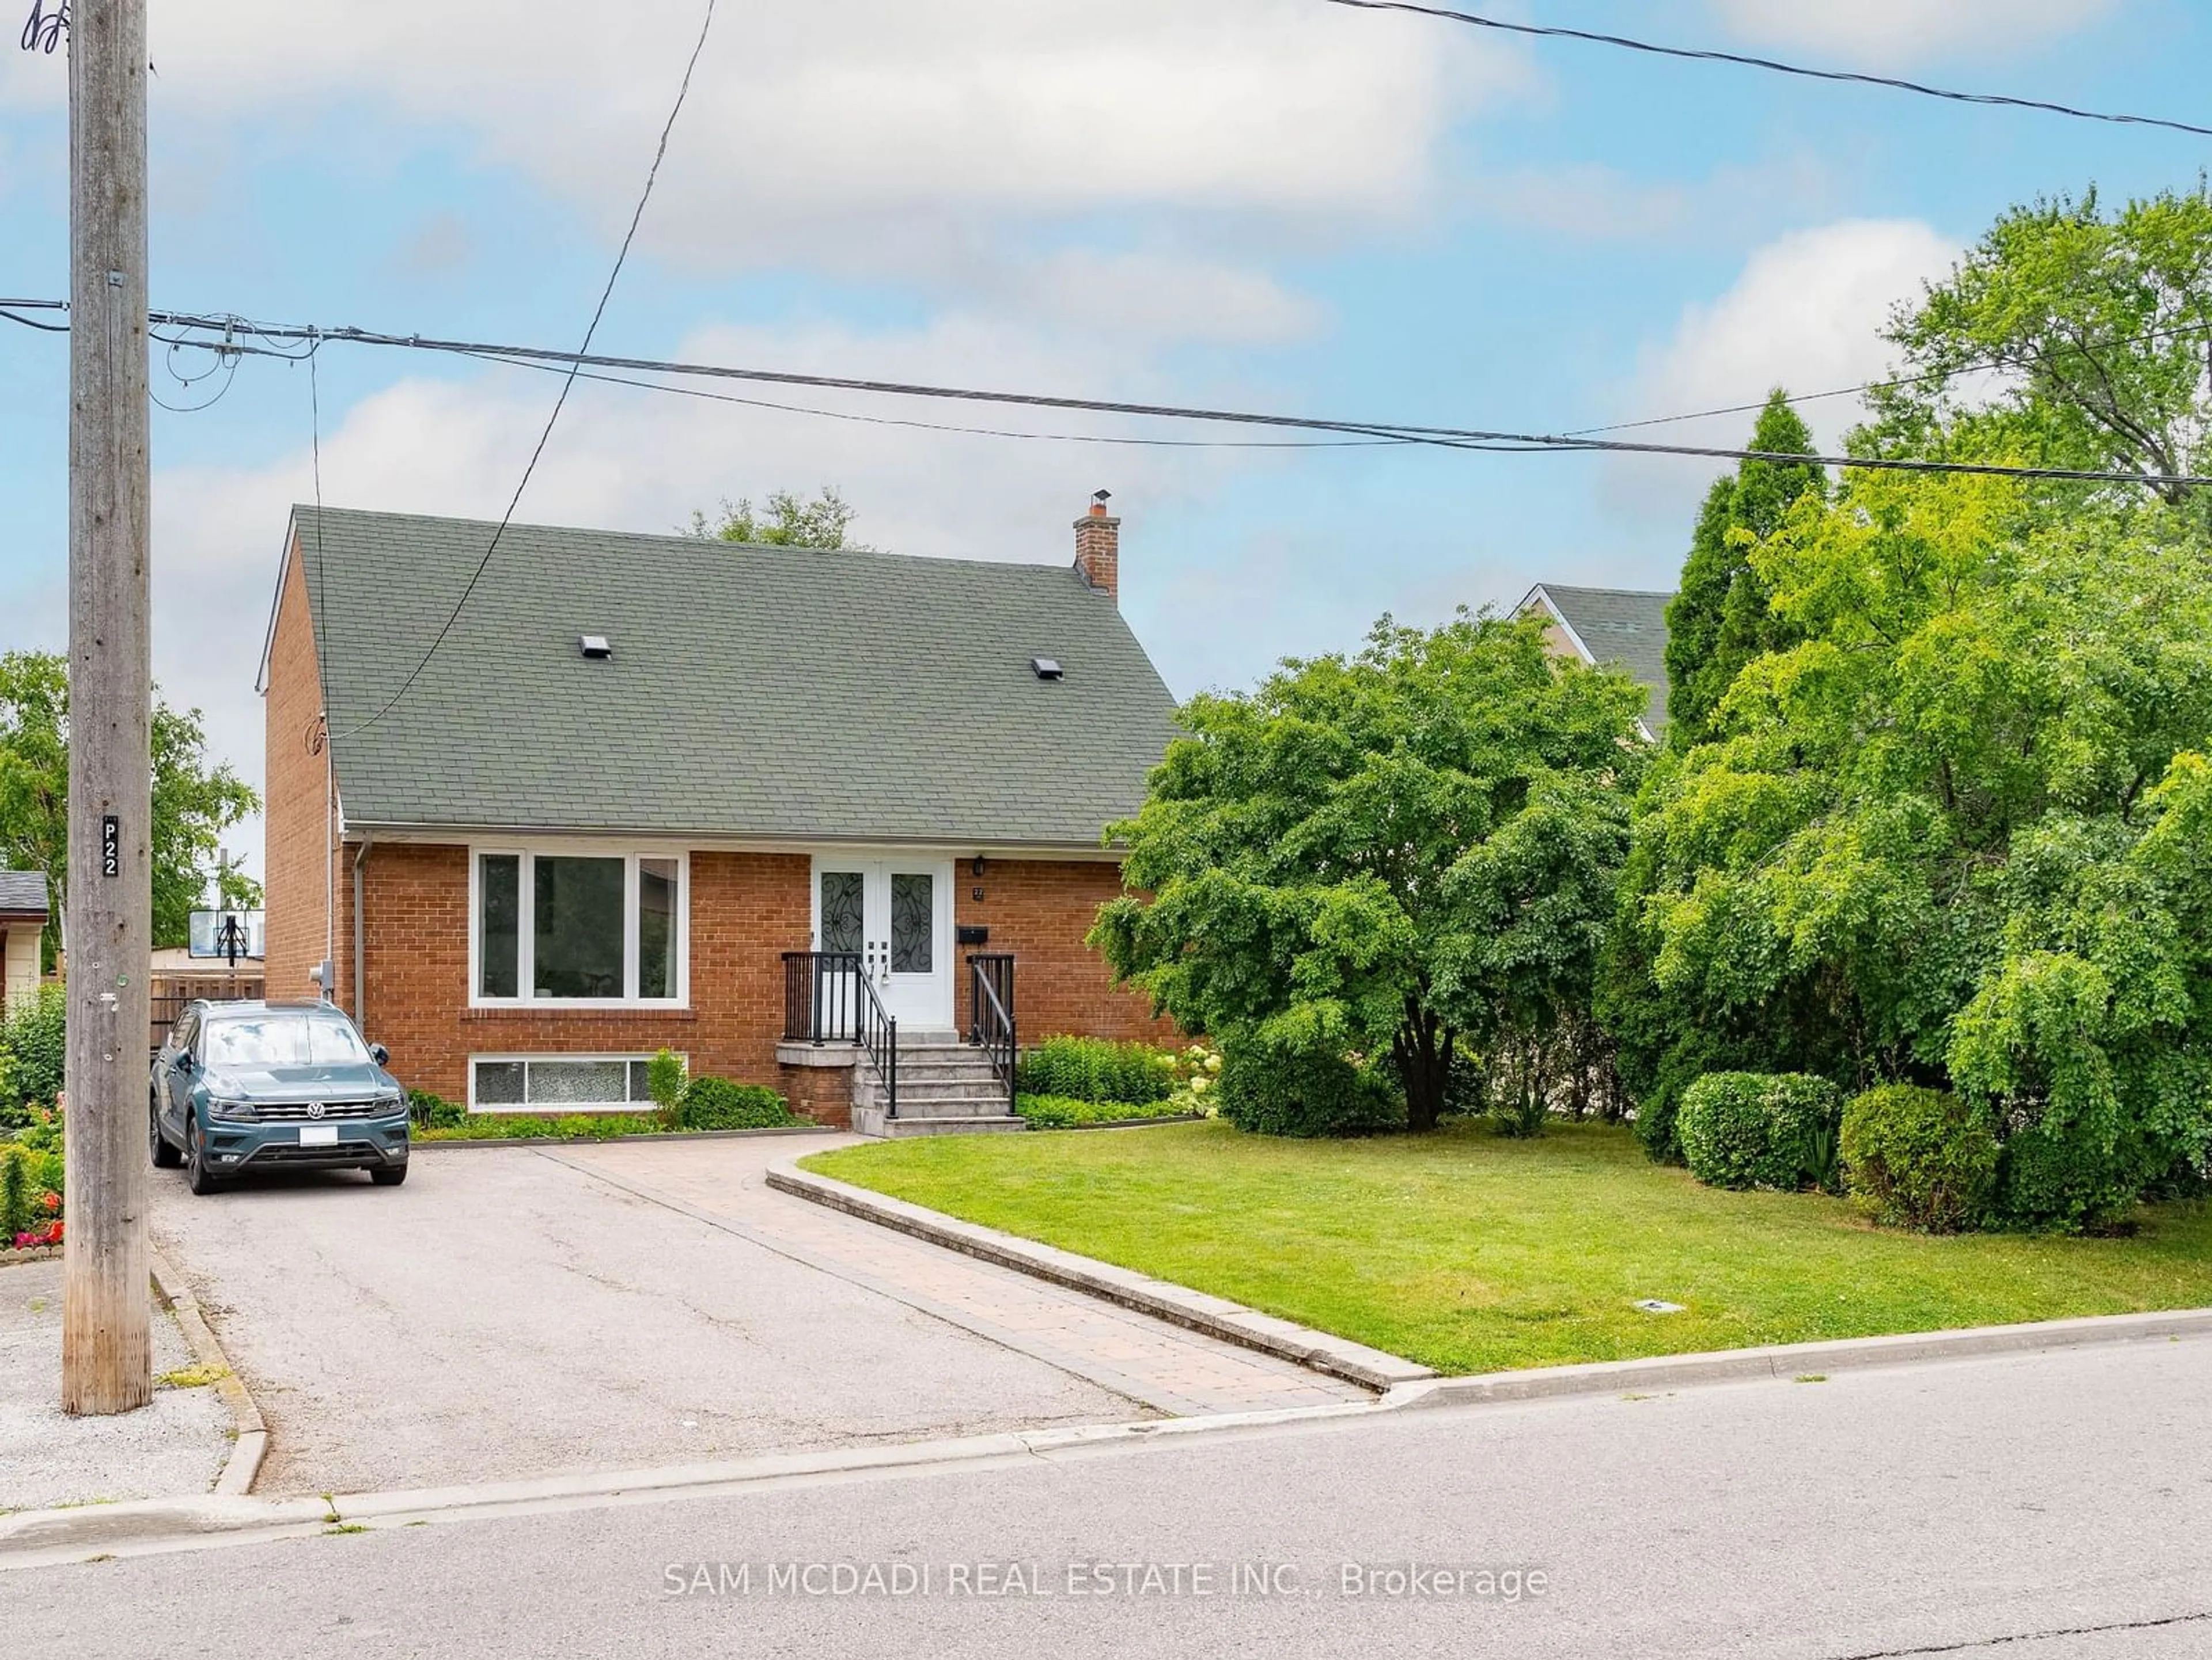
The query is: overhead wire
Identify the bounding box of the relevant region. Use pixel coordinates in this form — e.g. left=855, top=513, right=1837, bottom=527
left=331, top=0, right=722, bottom=741
left=1315, top=0, right=2212, bottom=140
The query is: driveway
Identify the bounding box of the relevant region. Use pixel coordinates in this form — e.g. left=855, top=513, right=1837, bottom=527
left=147, top=1133, right=1354, bottom=1499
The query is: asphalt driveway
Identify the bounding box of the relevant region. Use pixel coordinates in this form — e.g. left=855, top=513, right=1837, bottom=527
left=147, top=1134, right=1147, bottom=1497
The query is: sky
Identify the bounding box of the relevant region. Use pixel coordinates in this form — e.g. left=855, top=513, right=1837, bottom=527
left=3, top=0, right=2209, bottom=879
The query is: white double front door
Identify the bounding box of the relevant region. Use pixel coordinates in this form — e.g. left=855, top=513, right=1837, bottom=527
left=811, top=856, right=954, bottom=1029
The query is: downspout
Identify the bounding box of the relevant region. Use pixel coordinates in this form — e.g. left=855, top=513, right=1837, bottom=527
left=352, top=832, right=372, bottom=1031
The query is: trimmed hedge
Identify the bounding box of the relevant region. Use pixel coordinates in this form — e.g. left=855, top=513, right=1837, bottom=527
left=1677, top=1072, right=1842, bottom=1192
left=1018, top=1036, right=1176, bottom=1106
left=1215, top=1007, right=1403, bottom=1139
left=1841, top=1085, right=1999, bottom=1233
left=679, top=1076, right=799, bottom=1131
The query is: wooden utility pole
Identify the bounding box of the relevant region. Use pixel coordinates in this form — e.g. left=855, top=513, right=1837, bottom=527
left=62, top=0, right=153, bottom=1416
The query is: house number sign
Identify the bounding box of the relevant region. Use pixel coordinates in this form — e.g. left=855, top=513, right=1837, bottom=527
left=101, top=814, right=120, bottom=878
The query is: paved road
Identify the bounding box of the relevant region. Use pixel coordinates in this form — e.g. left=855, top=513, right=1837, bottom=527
left=145, top=1134, right=1347, bottom=1497
left=17, top=1335, right=2212, bottom=1658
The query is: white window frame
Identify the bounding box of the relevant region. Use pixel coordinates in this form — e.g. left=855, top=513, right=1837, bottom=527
left=468, top=1052, right=677, bottom=1115
left=468, top=842, right=690, bottom=1010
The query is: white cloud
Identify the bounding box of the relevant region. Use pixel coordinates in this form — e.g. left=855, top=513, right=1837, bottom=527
left=1600, top=218, right=1961, bottom=521
left=1000, top=249, right=1326, bottom=345
left=0, top=1, right=1532, bottom=271
left=1703, top=0, right=2118, bottom=67
left=142, top=311, right=1278, bottom=876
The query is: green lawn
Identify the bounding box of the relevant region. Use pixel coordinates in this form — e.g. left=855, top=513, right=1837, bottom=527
left=802, top=1119, right=2212, bottom=1375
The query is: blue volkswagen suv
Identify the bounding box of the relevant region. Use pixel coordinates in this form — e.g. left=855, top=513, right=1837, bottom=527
left=150, top=1000, right=410, bottom=1193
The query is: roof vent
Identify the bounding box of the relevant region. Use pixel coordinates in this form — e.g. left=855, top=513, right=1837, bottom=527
left=578, top=634, right=613, bottom=661
left=1030, top=657, right=1063, bottom=681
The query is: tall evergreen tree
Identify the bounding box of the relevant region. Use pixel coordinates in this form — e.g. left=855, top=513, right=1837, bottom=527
left=1662, top=391, right=1825, bottom=746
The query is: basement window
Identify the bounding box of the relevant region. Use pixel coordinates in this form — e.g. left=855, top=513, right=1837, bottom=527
left=1030, top=657, right=1063, bottom=680
left=470, top=1054, right=672, bottom=1114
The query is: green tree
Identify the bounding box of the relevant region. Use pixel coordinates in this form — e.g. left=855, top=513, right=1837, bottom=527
left=687, top=487, right=874, bottom=551
left=1866, top=184, right=2212, bottom=505
left=0, top=650, right=259, bottom=953
left=1662, top=390, right=1827, bottom=747
left=1619, top=464, right=2212, bottom=1226
left=1091, top=613, right=1649, bottom=1133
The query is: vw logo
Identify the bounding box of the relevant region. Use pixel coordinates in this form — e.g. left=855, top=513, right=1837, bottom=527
left=306, top=1101, right=327, bottom=1120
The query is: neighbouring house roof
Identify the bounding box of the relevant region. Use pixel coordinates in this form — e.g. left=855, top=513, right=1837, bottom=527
left=0, top=871, right=50, bottom=919
left=279, top=507, right=1181, bottom=850
left=1518, top=582, right=1675, bottom=738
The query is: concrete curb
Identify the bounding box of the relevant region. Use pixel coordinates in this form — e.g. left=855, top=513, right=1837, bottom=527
left=5, top=1308, right=2207, bottom=1570
left=1384, top=1305, right=2212, bottom=1411
left=415, top=1124, right=826, bottom=1151
left=766, top=1158, right=1435, bottom=1392
left=147, top=1249, right=267, bottom=1497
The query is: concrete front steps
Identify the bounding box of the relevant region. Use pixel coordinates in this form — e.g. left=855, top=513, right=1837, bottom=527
left=850, top=1030, right=1025, bottom=1139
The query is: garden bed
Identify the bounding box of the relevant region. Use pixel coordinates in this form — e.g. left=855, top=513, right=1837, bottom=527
left=804, top=1119, right=2212, bottom=1377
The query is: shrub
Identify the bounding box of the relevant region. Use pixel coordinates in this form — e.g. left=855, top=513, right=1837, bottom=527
left=1841, top=1085, right=2001, bottom=1233
left=1018, top=1036, right=1176, bottom=1106
left=1214, top=1006, right=1403, bottom=1139
left=1679, top=1074, right=1794, bottom=1190
left=1, top=985, right=64, bottom=1112
left=0, top=1146, right=31, bottom=1243
left=678, top=1076, right=797, bottom=1131
left=1678, top=1072, right=1841, bottom=1191
left=1016, top=1093, right=1195, bottom=1130
left=406, top=1089, right=467, bottom=1130
left=1768, top=1075, right=1844, bottom=1193
left=646, top=1049, right=689, bottom=1128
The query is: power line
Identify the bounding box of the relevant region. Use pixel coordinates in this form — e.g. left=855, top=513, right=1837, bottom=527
left=17, top=294, right=2212, bottom=468
left=456, top=347, right=1421, bottom=450
left=1316, top=0, right=2212, bottom=140
left=4, top=296, right=2212, bottom=486
left=333, top=0, right=719, bottom=741
left=129, top=309, right=2212, bottom=488
left=8, top=296, right=2209, bottom=486
left=1564, top=317, right=2212, bottom=437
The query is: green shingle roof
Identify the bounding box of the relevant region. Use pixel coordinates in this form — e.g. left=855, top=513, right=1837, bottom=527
left=294, top=507, right=1179, bottom=848
left=1522, top=583, right=1675, bottom=736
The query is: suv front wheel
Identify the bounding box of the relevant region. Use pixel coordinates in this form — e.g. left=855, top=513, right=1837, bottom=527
left=184, top=1114, right=225, bottom=1196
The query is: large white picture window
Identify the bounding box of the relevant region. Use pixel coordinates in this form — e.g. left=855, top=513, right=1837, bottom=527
left=472, top=848, right=688, bottom=1006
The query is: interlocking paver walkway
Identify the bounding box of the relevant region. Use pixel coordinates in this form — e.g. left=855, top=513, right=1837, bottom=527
left=551, top=1136, right=1368, bottom=1417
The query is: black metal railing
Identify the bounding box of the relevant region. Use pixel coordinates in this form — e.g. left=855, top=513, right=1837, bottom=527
left=782, top=950, right=898, bottom=1119
left=855, top=968, right=899, bottom=1121
left=783, top=950, right=863, bottom=1044
left=967, top=953, right=1016, bottom=1113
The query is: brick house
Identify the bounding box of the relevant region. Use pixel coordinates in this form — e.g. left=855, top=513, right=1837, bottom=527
left=256, top=497, right=1177, bottom=1134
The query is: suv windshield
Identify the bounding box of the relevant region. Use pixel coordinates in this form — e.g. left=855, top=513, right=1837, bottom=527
left=202, top=1014, right=372, bottom=1069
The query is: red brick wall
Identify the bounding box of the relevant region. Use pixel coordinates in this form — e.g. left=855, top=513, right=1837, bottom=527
left=777, top=1063, right=854, bottom=1131
left=955, top=858, right=1173, bottom=1045
left=263, top=534, right=337, bottom=1010
left=354, top=844, right=812, bottom=1105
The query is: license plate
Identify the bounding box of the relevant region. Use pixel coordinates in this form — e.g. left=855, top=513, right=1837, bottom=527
left=298, top=1124, right=340, bottom=1147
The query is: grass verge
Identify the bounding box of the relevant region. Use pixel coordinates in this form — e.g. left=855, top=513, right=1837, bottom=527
left=803, top=1119, right=2212, bottom=1375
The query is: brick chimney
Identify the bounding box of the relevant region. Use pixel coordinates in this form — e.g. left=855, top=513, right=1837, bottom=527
left=1073, top=489, right=1120, bottom=601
